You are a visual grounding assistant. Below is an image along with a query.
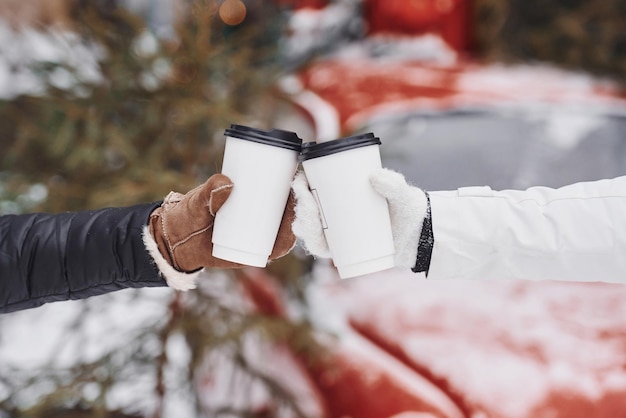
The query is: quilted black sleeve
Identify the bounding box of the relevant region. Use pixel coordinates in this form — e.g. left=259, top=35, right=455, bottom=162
left=0, top=202, right=167, bottom=313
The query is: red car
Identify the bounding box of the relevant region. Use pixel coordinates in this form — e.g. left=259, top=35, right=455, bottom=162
left=196, top=2, right=626, bottom=417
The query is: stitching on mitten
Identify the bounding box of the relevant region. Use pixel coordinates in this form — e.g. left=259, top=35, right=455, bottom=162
left=163, top=191, right=184, bottom=210
left=142, top=226, right=199, bottom=290
left=208, top=183, right=234, bottom=216
left=161, top=213, right=180, bottom=270
left=171, top=224, right=213, bottom=250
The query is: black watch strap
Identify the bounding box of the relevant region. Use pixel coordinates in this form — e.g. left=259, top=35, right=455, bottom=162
left=412, top=192, right=434, bottom=275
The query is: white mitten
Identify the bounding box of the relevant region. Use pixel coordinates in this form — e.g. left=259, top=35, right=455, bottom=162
left=369, top=168, right=429, bottom=270
left=291, top=168, right=432, bottom=272
left=291, top=171, right=332, bottom=258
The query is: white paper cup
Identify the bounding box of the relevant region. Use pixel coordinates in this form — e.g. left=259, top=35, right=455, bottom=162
left=300, top=133, right=395, bottom=278
left=212, top=124, right=302, bottom=267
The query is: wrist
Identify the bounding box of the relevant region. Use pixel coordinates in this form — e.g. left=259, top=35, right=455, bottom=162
left=142, top=225, right=200, bottom=291
left=411, top=192, right=434, bottom=275
left=388, top=185, right=428, bottom=269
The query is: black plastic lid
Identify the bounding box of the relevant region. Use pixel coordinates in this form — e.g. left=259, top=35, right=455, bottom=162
left=225, top=124, right=303, bottom=151
left=298, top=133, right=381, bottom=162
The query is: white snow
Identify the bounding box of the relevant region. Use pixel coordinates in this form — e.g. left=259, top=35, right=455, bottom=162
left=317, top=269, right=626, bottom=417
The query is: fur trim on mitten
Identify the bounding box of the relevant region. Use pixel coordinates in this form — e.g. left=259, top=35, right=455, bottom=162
left=142, top=226, right=200, bottom=290
left=291, top=171, right=332, bottom=258
left=370, top=168, right=428, bottom=268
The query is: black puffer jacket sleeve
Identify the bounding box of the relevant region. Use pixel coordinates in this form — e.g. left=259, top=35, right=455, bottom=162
left=0, top=202, right=167, bottom=313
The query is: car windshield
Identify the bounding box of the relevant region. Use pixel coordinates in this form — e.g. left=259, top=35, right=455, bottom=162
left=363, top=109, right=626, bottom=191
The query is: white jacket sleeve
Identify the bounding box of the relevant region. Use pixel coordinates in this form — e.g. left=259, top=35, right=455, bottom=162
left=427, top=176, right=626, bottom=282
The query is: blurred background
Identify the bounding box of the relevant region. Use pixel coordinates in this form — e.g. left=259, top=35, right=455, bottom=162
left=0, top=0, right=625, bottom=417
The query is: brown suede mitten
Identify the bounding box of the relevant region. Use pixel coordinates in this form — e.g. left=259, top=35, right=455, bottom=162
left=144, top=174, right=296, bottom=289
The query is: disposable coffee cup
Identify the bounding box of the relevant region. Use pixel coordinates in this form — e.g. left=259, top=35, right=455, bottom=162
left=299, top=133, right=395, bottom=278
left=212, top=124, right=302, bottom=267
